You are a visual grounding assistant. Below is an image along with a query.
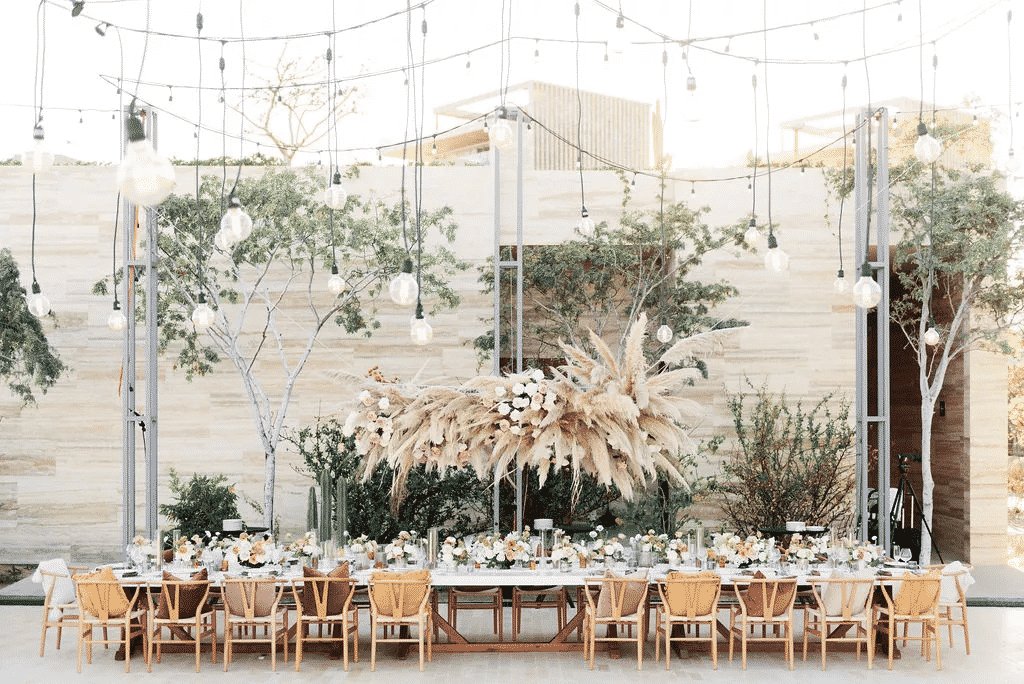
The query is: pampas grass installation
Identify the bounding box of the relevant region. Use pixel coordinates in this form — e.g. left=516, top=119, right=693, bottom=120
left=342, top=313, right=737, bottom=508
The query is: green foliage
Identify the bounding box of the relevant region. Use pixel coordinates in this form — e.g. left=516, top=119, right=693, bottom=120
left=616, top=442, right=720, bottom=534
left=0, top=248, right=66, bottom=403
left=473, top=180, right=746, bottom=370
left=285, top=415, right=491, bottom=540
left=499, top=464, right=621, bottom=530
left=158, top=468, right=241, bottom=541
left=712, top=382, right=855, bottom=534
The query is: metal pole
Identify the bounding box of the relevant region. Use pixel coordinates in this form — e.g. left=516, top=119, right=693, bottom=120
left=875, top=109, right=892, bottom=552
left=514, top=110, right=525, bottom=532
left=492, top=126, right=502, bottom=533
left=854, top=111, right=869, bottom=543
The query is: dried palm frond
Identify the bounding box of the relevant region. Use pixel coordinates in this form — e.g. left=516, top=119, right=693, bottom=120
left=340, top=313, right=725, bottom=509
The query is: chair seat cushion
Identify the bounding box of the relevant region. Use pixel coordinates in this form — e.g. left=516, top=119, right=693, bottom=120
left=156, top=568, right=209, bottom=620
left=300, top=563, right=351, bottom=616
left=77, top=567, right=130, bottom=619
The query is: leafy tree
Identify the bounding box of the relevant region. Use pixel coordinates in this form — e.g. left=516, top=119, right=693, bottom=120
left=827, top=124, right=1024, bottom=563
left=713, top=382, right=856, bottom=534
left=158, top=468, right=240, bottom=542
left=0, top=248, right=66, bottom=403
left=616, top=443, right=720, bottom=534
left=473, top=177, right=747, bottom=370
left=94, top=167, right=466, bottom=526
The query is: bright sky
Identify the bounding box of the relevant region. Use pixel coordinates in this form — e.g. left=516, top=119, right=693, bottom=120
left=3, top=0, right=1021, bottom=171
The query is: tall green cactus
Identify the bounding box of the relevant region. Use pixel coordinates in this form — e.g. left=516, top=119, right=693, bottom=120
left=306, top=485, right=318, bottom=532
left=319, top=470, right=332, bottom=542
left=335, top=477, right=348, bottom=544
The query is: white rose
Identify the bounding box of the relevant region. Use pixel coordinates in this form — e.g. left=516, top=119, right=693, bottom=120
left=510, top=425, right=523, bottom=435
left=512, top=383, right=526, bottom=395
left=509, top=409, right=522, bottom=422
left=495, top=386, right=506, bottom=397
left=497, top=402, right=511, bottom=415
left=531, top=369, right=544, bottom=382
left=378, top=397, right=390, bottom=411
left=524, top=382, right=539, bottom=396
left=359, top=390, right=372, bottom=406
left=512, top=396, right=529, bottom=409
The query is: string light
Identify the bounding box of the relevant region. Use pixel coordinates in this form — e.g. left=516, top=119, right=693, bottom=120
left=117, top=108, right=175, bottom=206
left=220, top=196, right=253, bottom=240
left=924, top=319, right=940, bottom=346
left=190, top=293, right=216, bottom=330
left=323, top=171, right=348, bottom=209
left=23, top=124, right=53, bottom=174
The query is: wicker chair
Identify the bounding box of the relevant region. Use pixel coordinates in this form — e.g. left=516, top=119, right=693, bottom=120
left=291, top=575, right=359, bottom=671
left=73, top=568, right=148, bottom=673
left=874, top=571, right=943, bottom=670
left=35, top=559, right=88, bottom=657
left=654, top=571, right=722, bottom=670
left=367, top=570, right=433, bottom=671
left=728, top=576, right=799, bottom=670
left=802, top=574, right=876, bottom=670
left=582, top=573, right=649, bottom=670
left=146, top=573, right=217, bottom=672
left=220, top=578, right=289, bottom=671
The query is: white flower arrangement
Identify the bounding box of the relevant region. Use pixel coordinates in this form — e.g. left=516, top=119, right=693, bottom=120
left=664, top=536, right=691, bottom=565
left=384, top=531, right=418, bottom=564
left=440, top=536, right=471, bottom=567
left=709, top=532, right=773, bottom=566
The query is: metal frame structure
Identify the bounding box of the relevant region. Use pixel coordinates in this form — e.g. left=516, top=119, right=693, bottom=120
left=120, top=107, right=161, bottom=553
left=854, top=108, right=891, bottom=549
left=491, top=107, right=526, bottom=533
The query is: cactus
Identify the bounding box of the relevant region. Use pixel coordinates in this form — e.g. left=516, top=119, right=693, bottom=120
left=306, top=485, right=318, bottom=532
left=319, top=470, right=332, bottom=542
left=335, top=477, right=348, bottom=544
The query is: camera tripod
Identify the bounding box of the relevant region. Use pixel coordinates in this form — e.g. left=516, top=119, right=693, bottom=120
left=889, top=456, right=944, bottom=563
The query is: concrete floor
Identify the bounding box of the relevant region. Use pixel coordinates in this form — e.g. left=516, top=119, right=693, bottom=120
left=4, top=601, right=1024, bottom=683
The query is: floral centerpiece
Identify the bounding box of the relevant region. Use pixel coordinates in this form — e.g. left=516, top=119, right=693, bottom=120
left=633, top=530, right=668, bottom=565
left=348, top=534, right=378, bottom=564
left=709, top=532, right=772, bottom=567
left=549, top=536, right=589, bottom=570
left=439, top=536, right=471, bottom=568
left=589, top=525, right=627, bottom=563
left=384, top=531, right=418, bottom=566
left=469, top=529, right=534, bottom=569
left=227, top=532, right=279, bottom=568
left=781, top=533, right=829, bottom=566
left=665, top=534, right=691, bottom=566
left=283, top=531, right=320, bottom=566
left=126, top=535, right=156, bottom=568
left=167, top=534, right=204, bottom=567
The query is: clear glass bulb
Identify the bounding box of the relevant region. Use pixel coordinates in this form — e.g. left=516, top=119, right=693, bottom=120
left=327, top=272, right=347, bottom=295
left=220, top=204, right=253, bottom=241
left=191, top=302, right=216, bottom=330
left=744, top=222, right=759, bottom=244
left=655, top=324, right=673, bottom=344
left=852, top=275, right=882, bottom=309
left=24, top=125, right=53, bottom=174
left=914, top=127, right=942, bottom=165
left=577, top=211, right=596, bottom=237
left=27, top=290, right=50, bottom=317
left=214, top=228, right=236, bottom=251
left=489, top=120, right=514, bottom=150
left=764, top=246, right=790, bottom=272
left=410, top=315, right=433, bottom=345
left=117, top=138, right=176, bottom=206
left=833, top=272, right=849, bottom=293
left=389, top=271, right=418, bottom=306
left=924, top=326, right=941, bottom=346
left=107, top=306, right=127, bottom=332
left=324, top=173, right=348, bottom=209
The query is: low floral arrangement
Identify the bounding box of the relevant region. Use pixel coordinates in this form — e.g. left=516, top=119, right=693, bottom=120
left=167, top=534, right=204, bottom=566
left=127, top=535, right=156, bottom=567
left=227, top=532, right=281, bottom=568
left=284, top=531, right=321, bottom=560
left=348, top=533, right=378, bottom=560
left=469, top=529, right=535, bottom=568
left=384, top=531, right=419, bottom=564
left=633, top=530, right=669, bottom=555
left=589, top=525, right=627, bottom=561
left=439, top=536, right=471, bottom=567
left=549, top=535, right=590, bottom=567
left=709, top=532, right=773, bottom=567
left=665, top=535, right=691, bottom=565
left=781, top=533, right=829, bottom=564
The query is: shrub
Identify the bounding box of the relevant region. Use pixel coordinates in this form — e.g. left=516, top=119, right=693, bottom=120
left=158, top=469, right=240, bottom=542
left=711, top=382, right=855, bottom=534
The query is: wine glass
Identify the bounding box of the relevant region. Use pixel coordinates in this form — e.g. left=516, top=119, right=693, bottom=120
left=899, top=547, right=913, bottom=564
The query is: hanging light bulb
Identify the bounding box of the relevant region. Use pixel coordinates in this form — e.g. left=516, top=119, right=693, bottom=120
left=655, top=323, right=673, bottom=344
left=327, top=263, right=347, bottom=295
left=686, top=74, right=697, bottom=92
left=190, top=293, right=216, bottom=330
left=410, top=302, right=433, bottom=345
left=577, top=207, right=596, bottom=237
left=23, top=124, right=54, bottom=174
left=764, top=232, right=790, bottom=272
left=389, top=258, right=418, bottom=305
left=107, top=300, right=127, bottom=332
left=323, top=171, right=348, bottom=209
left=117, top=111, right=175, bottom=206
left=924, top=320, right=941, bottom=346
left=27, top=281, right=50, bottom=317
left=833, top=268, right=849, bottom=293
left=220, top=196, right=253, bottom=241
left=744, top=218, right=759, bottom=244
left=1007, top=148, right=1021, bottom=173
left=489, top=119, right=514, bottom=150
left=852, top=262, right=882, bottom=309
left=914, top=121, right=942, bottom=165
left=608, top=14, right=627, bottom=54
left=214, top=227, right=236, bottom=252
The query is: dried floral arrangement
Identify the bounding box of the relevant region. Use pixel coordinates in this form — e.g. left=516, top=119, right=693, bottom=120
left=342, top=313, right=732, bottom=506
